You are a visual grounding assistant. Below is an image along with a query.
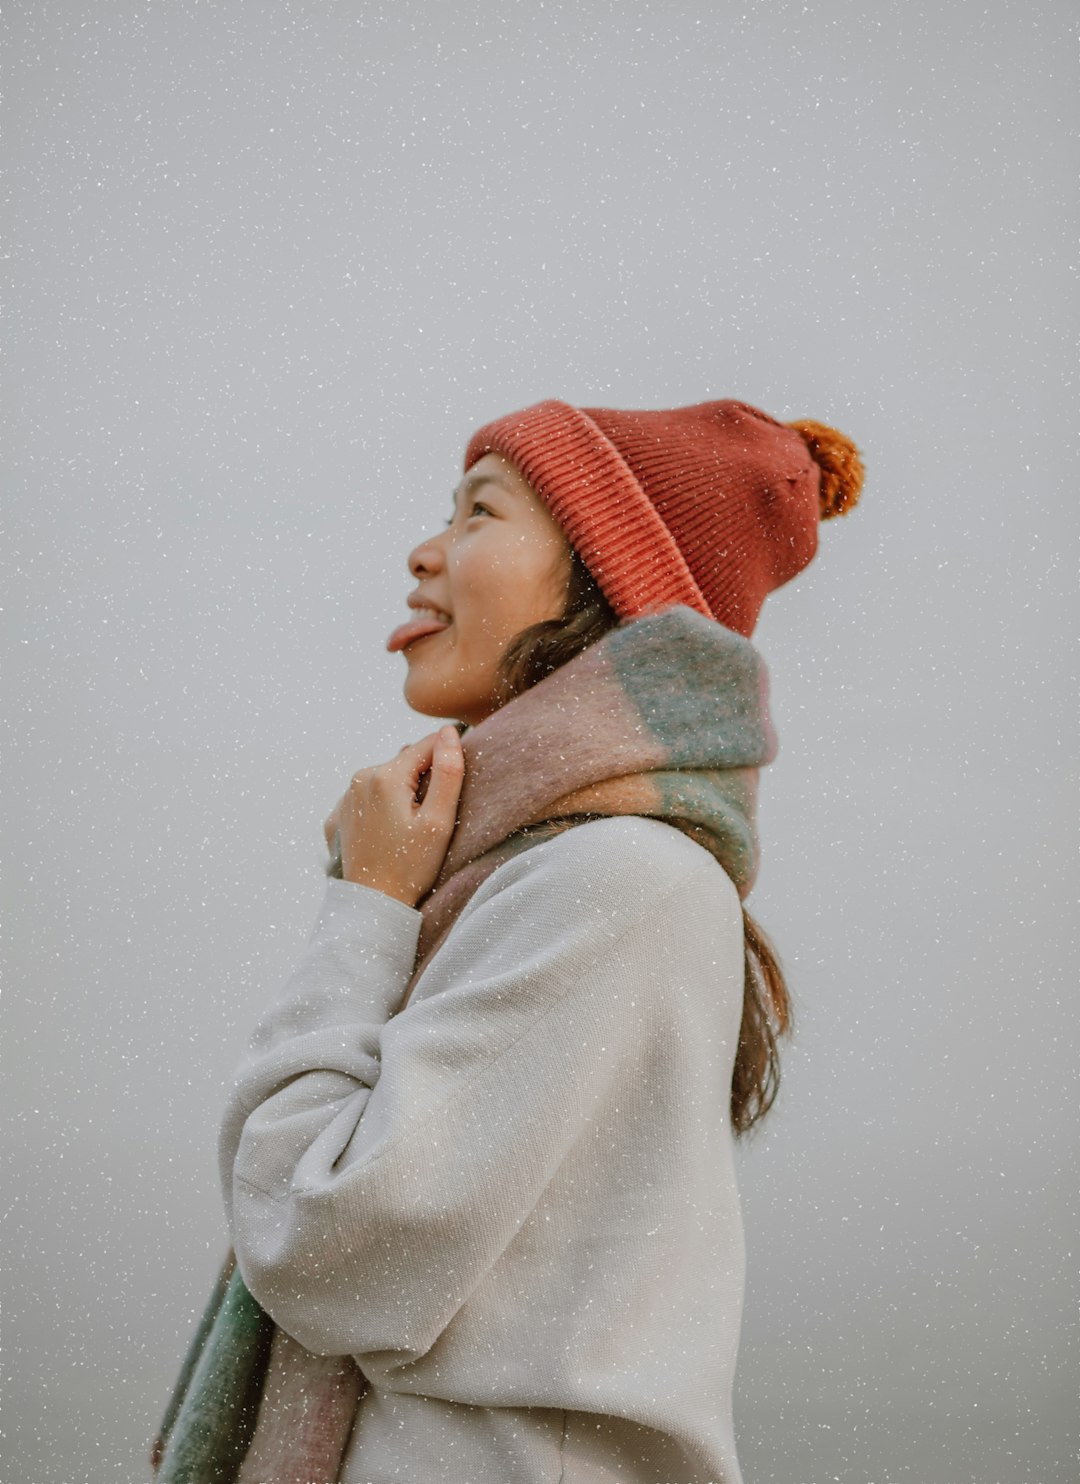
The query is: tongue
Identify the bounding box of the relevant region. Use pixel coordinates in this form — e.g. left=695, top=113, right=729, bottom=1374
left=385, top=618, right=451, bottom=653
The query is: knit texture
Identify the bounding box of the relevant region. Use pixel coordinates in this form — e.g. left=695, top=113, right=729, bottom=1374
left=151, top=604, right=775, bottom=1484
left=464, top=396, right=864, bottom=635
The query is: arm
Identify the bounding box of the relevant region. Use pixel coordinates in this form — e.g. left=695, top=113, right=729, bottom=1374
left=218, top=819, right=714, bottom=1365
left=218, top=875, right=423, bottom=1209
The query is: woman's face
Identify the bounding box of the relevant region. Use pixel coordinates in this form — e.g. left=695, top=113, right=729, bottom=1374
left=392, top=452, right=574, bottom=727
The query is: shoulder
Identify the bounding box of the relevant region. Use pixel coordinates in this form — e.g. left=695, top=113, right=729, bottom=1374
left=542, top=812, right=731, bottom=884
left=408, top=815, right=745, bottom=1019
left=459, top=814, right=740, bottom=943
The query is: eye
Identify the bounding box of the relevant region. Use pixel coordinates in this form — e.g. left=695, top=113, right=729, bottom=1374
left=444, top=500, right=492, bottom=528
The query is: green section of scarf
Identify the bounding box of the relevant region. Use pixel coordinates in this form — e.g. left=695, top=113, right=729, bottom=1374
left=151, top=605, right=776, bottom=1484
left=151, top=1259, right=274, bottom=1481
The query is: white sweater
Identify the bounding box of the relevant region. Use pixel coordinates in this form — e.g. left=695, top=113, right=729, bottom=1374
left=219, top=814, right=748, bottom=1484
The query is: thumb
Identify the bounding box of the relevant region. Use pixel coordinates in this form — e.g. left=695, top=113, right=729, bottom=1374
left=421, top=725, right=465, bottom=818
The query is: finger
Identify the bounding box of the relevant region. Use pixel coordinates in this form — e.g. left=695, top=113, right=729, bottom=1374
left=395, top=730, right=442, bottom=760
left=388, top=733, right=439, bottom=793
left=419, top=727, right=465, bottom=819
left=400, top=731, right=442, bottom=750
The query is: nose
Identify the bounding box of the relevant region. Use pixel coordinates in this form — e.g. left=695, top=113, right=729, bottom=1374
left=407, top=527, right=446, bottom=578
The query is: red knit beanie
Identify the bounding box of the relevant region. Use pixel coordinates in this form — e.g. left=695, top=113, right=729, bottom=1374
left=463, top=398, right=864, bottom=637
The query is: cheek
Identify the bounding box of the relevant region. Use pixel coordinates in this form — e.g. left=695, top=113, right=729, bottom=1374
left=522, top=547, right=572, bottom=623
left=503, top=564, right=557, bottom=630
left=453, top=538, right=567, bottom=642
left=447, top=572, right=508, bottom=652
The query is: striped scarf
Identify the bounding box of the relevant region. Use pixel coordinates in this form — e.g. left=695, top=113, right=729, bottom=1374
left=150, top=604, right=776, bottom=1484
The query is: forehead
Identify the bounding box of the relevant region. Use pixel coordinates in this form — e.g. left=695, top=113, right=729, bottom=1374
left=454, top=452, right=529, bottom=501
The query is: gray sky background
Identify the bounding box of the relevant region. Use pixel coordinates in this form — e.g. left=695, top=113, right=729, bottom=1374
left=5, top=2, right=1077, bottom=1481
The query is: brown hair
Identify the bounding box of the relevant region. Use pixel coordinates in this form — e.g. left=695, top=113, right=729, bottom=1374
left=491, top=548, right=793, bottom=1137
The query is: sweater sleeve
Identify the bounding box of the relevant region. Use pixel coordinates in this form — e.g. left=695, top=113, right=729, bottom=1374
left=218, top=819, right=719, bottom=1365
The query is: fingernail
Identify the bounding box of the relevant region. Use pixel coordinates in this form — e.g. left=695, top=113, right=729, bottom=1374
left=440, top=724, right=458, bottom=742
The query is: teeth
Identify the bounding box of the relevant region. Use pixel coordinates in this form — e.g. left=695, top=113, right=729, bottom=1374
left=413, top=606, right=450, bottom=623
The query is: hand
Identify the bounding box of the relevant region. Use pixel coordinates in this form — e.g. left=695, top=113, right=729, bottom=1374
left=323, top=725, right=465, bottom=908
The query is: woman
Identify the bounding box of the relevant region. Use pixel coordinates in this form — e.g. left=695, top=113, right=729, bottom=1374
left=152, top=396, right=863, bottom=1484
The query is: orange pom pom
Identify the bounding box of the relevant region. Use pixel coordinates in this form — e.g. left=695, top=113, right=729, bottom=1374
left=787, top=419, right=865, bottom=519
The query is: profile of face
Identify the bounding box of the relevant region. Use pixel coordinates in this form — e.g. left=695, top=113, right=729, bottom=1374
left=391, top=452, right=575, bottom=727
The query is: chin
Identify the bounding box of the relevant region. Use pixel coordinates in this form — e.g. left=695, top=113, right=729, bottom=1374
left=401, top=652, right=498, bottom=727
left=403, top=691, right=445, bottom=721
left=403, top=676, right=465, bottom=725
